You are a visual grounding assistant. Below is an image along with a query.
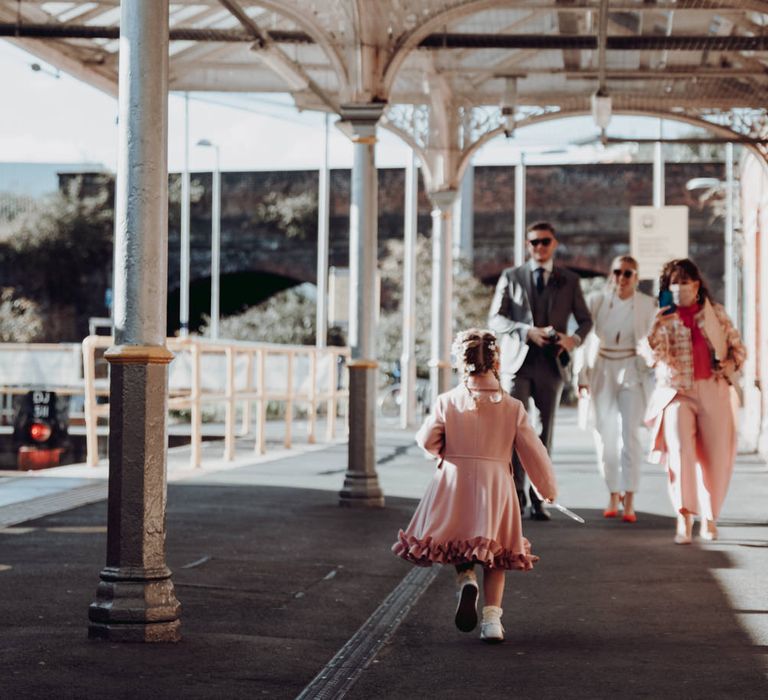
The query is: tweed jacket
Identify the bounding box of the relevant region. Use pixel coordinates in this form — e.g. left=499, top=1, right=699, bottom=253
left=647, top=300, right=745, bottom=392
left=644, top=299, right=746, bottom=435
left=488, top=263, right=593, bottom=377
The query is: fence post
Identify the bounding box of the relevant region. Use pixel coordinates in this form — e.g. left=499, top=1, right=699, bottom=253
left=327, top=350, right=339, bottom=441
left=256, top=349, right=266, bottom=455
left=284, top=351, right=294, bottom=449
left=82, top=335, right=100, bottom=467
left=308, top=350, right=317, bottom=444
left=190, top=341, right=202, bottom=468
left=224, top=347, right=236, bottom=461
left=242, top=350, right=253, bottom=435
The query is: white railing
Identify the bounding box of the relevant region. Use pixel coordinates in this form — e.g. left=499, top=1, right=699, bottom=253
left=82, top=335, right=350, bottom=468
left=0, top=342, right=83, bottom=390
left=0, top=338, right=349, bottom=468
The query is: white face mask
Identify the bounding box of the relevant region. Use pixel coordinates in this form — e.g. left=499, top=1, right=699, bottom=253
left=669, top=282, right=698, bottom=307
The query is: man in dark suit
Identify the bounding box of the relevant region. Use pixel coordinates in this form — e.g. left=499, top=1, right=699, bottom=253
left=489, top=221, right=593, bottom=520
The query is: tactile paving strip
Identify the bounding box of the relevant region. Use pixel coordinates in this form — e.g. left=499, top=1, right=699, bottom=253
left=296, top=565, right=439, bottom=700
left=0, top=483, right=108, bottom=529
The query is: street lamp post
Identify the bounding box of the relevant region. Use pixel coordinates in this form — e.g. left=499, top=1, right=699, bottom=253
left=197, top=138, right=221, bottom=340
left=179, top=93, right=191, bottom=338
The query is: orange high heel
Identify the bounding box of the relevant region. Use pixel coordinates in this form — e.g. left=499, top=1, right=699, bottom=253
left=622, top=513, right=637, bottom=523
left=604, top=493, right=621, bottom=518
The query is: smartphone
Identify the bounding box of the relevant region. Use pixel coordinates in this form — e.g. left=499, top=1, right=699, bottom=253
left=658, top=289, right=676, bottom=315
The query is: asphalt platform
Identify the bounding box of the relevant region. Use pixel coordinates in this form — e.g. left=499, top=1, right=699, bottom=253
left=1, top=409, right=767, bottom=699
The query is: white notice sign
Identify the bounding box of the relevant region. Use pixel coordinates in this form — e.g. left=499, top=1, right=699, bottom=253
left=630, top=206, right=689, bottom=280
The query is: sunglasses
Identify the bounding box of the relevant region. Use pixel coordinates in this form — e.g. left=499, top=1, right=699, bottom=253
left=612, top=269, right=635, bottom=279
left=528, top=238, right=553, bottom=247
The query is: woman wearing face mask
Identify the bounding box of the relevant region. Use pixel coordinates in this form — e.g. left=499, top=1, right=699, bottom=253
left=578, top=256, right=656, bottom=522
left=645, top=258, right=745, bottom=544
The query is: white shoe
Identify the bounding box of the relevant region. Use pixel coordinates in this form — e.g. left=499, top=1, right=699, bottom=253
left=479, top=605, right=505, bottom=643
left=674, top=513, right=693, bottom=545
left=699, top=519, right=718, bottom=541
left=454, top=571, right=479, bottom=632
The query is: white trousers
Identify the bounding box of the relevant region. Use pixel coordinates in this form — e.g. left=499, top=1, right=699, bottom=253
left=591, top=357, right=645, bottom=493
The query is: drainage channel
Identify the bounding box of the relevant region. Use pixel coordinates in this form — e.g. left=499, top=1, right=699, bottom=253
left=0, top=483, right=108, bottom=529
left=296, top=566, right=439, bottom=700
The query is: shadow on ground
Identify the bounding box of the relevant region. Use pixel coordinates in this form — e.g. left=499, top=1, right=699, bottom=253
left=1, top=485, right=766, bottom=699
left=350, top=510, right=768, bottom=699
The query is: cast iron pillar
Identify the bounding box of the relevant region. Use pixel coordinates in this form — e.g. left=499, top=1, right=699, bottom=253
left=88, top=0, right=181, bottom=642
left=338, top=103, right=385, bottom=508
left=400, top=150, right=419, bottom=429
left=428, top=190, right=459, bottom=404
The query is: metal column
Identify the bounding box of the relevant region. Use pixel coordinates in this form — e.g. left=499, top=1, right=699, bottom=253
left=179, top=92, right=190, bottom=338
left=400, top=150, right=418, bottom=429
left=724, top=142, right=736, bottom=320
left=653, top=121, right=665, bottom=207
left=429, top=190, right=458, bottom=404
left=210, top=151, right=221, bottom=340
left=88, top=0, right=180, bottom=642
left=453, top=163, right=474, bottom=265
left=514, top=155, right=526, bottom=266
left=338, top=103, right=385, bottom=508
left=316, top=113, right=330, bottom=349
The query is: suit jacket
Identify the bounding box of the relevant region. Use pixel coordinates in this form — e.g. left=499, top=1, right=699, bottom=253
left=488, top=263, right=593, bottom=378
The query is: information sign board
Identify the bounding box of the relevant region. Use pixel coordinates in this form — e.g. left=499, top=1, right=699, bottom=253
left=630, top=206, right=689, bottom=280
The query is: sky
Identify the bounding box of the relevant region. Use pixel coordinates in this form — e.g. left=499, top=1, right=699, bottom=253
left=0, top=39, right=707, bottom=186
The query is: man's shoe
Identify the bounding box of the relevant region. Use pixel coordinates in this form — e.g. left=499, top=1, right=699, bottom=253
left=530, top=505, right=551, bottom=521
left=479, top=606, right=505, bottom=643
left=454, top=572, right=479, bottom=632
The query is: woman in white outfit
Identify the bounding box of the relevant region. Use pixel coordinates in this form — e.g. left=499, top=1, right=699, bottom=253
left=578, top=255, right=656, bottom=522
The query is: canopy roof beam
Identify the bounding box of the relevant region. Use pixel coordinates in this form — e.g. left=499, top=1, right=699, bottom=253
left=7, top=23, right=768, bottom=54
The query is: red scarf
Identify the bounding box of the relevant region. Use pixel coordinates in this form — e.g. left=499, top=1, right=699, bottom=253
left=677, top=303, right=712, bottom=380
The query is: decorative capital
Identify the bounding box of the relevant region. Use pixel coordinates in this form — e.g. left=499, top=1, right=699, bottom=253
left=105, top=345, right=175, bottom=365
left=337, top=102, right=387, bottom=142
left=347, top=358, right=379, bottom=369
left=429, top=189, right=459, bottom=212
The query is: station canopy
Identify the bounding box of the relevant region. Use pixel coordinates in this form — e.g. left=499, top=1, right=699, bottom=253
left=3, top=1, right=768, bottom=171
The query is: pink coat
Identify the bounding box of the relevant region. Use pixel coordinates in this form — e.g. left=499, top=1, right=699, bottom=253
left=392, top=372, right=557, bottom=570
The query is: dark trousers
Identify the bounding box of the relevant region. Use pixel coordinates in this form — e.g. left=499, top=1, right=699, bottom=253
left=503, top=351, right=563, bottom=511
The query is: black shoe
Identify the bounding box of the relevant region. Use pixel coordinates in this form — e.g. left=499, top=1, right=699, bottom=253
left=530, top=505, right=551, bottom=521
left=454, top=577, right=479, bottom=632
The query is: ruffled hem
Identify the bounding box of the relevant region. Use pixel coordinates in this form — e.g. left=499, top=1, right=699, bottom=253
left=391, top=531, right=538, bottom=571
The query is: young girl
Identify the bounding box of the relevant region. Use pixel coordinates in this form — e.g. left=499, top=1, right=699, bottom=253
left=392, top=329, right=558, bottom=643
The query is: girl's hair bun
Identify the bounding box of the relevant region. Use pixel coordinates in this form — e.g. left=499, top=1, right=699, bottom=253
left=452, top=329, right=499, bottom=376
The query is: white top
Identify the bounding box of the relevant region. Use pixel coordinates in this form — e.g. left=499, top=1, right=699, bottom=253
left=595, top=294, right=636, bottom=351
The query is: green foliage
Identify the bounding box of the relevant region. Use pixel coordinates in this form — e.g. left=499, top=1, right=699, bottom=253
left=0, top=175, right=114, bottom=339
left=377, top=234, right=491, bottom=375
left=203, top=284, right=318, bottom=345
left=0, top=288, right=44, bottom=342
left=211, top=235, right=491, bottom=376
left=252, top=191, right=317, bottom=239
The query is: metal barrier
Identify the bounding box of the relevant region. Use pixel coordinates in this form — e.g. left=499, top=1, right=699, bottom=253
left=0, top=342, right=85, bottom=425
left=81, top=336, right=350, bottom=468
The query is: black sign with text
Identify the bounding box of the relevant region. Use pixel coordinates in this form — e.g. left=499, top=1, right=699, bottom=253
left=12, top=390, right=69, bottom=450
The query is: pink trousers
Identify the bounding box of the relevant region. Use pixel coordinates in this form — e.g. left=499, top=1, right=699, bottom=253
left=661, top=377, right=736, bottom=521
